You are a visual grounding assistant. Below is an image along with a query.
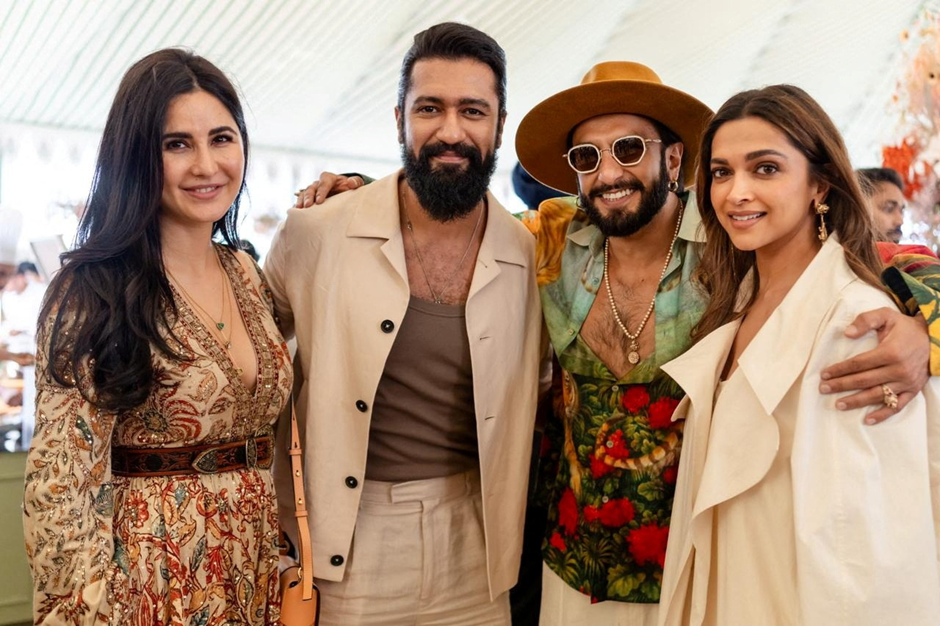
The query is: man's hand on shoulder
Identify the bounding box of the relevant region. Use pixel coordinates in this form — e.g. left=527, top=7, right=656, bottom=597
left=294, top=172, right=365, bottom=208
left=820, top=307, right=929, bottom=425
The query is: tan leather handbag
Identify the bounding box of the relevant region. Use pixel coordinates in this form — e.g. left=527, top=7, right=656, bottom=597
left=278, top=405, right=320, bottom=625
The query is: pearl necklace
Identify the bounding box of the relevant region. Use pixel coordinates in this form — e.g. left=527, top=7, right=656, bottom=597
left=603, top=200, right=684, bottom=366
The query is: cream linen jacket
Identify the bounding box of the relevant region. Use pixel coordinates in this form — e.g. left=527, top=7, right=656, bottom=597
left=264, top=171, right=547, bottom=598
left=658, top=238, right=940, bottom=625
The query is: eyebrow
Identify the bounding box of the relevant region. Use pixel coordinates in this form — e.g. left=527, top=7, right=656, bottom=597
left=711, top=149, right=788, bottom=164
left=162, top=126, right=237, bottom=140
left=412, top=95, right=492, bottom=110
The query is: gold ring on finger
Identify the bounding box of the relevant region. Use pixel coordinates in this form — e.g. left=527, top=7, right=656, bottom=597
left=881, top=384, right=899, bottom=409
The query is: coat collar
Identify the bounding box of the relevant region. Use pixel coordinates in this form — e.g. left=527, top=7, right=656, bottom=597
left=738, top=237, right=857, bottom=415
left=345, top=169, right=529, bottom=268
left=664, top=237, right=858, bottom=417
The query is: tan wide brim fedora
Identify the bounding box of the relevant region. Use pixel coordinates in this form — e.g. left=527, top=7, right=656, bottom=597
left=516, top=61, right=714, bottom=195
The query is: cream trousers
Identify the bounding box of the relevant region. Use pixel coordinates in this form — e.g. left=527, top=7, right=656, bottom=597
left=316, top=470, right=511, bottom=625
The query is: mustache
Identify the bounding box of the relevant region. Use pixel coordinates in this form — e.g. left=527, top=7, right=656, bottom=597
left=589, top=179, right=644, bottom=199
left=420, top=141, right=481, bottom=161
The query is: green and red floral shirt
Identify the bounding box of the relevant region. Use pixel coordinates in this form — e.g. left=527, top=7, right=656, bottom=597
left=523, top=195, right=707, bottom=604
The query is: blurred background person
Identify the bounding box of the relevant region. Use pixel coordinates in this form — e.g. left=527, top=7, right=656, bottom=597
left=857, top=167, right=906, bottom=243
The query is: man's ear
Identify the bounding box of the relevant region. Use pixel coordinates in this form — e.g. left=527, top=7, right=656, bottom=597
left=395, top=106, right=404, bottom=144
left=667, top=142, right=684, bottom=182
left=495, top=112, right=507, bottom=150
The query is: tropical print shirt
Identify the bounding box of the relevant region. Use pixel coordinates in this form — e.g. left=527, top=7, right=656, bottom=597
left=522, top=197, right=940, bottom=605
left=522, top=195, right=707, bottom=604
left=879, top=242, right=940, bottom=375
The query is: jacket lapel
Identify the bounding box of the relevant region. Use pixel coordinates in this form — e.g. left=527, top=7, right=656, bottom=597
left=469, top=192, right=529, bottom=300
left=739, top=238, right=857, bottom=415
left=345, top=171, right=409, bottom=287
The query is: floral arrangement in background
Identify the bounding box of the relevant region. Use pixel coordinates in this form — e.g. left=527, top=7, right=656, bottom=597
left=883, top=10, right=940, bottom=249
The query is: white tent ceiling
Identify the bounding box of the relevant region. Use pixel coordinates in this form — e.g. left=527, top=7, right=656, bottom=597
left=0, top=0, right=931, bottom=172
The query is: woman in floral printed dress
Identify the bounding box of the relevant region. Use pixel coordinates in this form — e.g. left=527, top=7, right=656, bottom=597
left=23, top=49, right=292, bottom=624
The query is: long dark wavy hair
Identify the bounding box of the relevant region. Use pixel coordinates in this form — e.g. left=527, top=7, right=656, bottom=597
left=40, top=48, right=249, bottom=411
left=692, top=85, right=882, bottom=342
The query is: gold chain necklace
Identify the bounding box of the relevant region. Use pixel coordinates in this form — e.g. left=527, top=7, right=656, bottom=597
left=167, top=251, right=233, bottom=349
left=400, top=189, right=484, bottom=305
left=603, top=200, right=684, bottom=366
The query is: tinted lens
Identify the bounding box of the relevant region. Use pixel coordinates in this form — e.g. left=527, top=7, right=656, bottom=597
left=612, top=136, right=646, bottom=166
left=568, top=146, right=600, bottom=172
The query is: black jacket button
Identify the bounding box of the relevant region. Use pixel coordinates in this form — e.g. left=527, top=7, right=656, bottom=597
left=381, top=320, right=395, bottom=333
left=330, top=555, right=344, bottom=566
left=356, top=400, right=368, bottom=412
left=345, top=476, right=358, bottom=488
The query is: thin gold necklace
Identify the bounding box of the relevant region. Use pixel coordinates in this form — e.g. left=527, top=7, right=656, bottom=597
left=400, top=189, right=484, bottom=305
left=167, top=250, right=233, bottom=349
left=603, top=199, right=684, bottom=366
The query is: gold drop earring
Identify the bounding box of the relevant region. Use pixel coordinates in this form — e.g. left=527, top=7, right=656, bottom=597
left=815, top=200, right=830, bottom=241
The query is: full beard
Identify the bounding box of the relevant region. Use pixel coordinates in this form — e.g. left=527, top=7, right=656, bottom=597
left=402, top=140, right=498, bottom=222
left=578, top=155, right=670, bottom=237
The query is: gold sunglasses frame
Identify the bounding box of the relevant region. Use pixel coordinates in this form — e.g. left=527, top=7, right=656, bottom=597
left=563, top=136, right=663, bottom=174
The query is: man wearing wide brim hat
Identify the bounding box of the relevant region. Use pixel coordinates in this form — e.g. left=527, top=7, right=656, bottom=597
left=517, top=61, right=712, bottom=195
left=514, top=61, right=714, bottom=624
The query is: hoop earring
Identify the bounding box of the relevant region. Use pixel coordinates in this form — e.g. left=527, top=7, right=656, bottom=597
left=667, top=179, right=679, bottom=193
left=815, top=200, right=830, bottom=241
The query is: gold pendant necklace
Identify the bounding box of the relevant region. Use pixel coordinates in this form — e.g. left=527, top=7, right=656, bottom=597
left=167, top=249, right=233, bottom=349
left=603, top=200, right=684, bottom=365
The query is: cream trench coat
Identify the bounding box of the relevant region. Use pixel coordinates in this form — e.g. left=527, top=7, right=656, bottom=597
left=658, top=239, right=940, bottom=625
left=264, top=171, right=548, bottom=599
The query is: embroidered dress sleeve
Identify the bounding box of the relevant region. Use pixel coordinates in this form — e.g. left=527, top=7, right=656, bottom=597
left=790, top=295, right=940, bottom=625
left=23, top=313, right=127, bottom=624
left=879, top=243, right=940, bottom=375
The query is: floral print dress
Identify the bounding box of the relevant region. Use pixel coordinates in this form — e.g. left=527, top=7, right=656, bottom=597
left=23, top=247, right=293, bottom=625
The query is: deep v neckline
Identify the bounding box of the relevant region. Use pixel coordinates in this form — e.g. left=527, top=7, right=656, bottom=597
left=169, top=246, right=264, bottom=399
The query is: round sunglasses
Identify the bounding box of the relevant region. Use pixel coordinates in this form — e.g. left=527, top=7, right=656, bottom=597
left=563, top=135, right=662, bottom=174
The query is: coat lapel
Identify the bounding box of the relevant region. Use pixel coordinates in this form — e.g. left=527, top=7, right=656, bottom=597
left=345, top=171, right=409, bottom=287
left=469, top=192, right=529, bottom=300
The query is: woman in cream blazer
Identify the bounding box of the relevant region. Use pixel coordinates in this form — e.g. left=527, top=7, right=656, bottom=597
left=657, top=85, right=940, bottom=625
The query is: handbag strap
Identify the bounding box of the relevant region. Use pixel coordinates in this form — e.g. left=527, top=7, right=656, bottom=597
left=288, top=404, right=315, bottom=601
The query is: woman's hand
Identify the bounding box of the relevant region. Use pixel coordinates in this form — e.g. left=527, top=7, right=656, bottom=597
left=293, top=173, right=364, bottom=208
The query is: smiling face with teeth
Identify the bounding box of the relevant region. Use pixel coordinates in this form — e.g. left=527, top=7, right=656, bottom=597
left=160, top=90, right=245, bottom=232
left=571, top=114, right=682, bottom=238
left=708, top=116, right=828, bottom=258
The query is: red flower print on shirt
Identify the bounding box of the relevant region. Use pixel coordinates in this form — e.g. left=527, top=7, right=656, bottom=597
left=648, top=397, right=680, bottom=429
left=628, top=523, right=670, bottom=568
left=549, top=531, right=567, bottom=552
left=662, top=465, right=678, bottom=485
left=605, top=430, right=631, bottom=460
left=558, top=487, right=578, bottom=536
left=597, top=498, right=635, bottom=528
left=621, top=386, right=650, bottom=413
left=591, top=456, right=615, bottom=479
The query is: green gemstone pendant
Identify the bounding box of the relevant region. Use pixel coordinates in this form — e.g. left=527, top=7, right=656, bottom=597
left=216, top=322, right=225, bottom=330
